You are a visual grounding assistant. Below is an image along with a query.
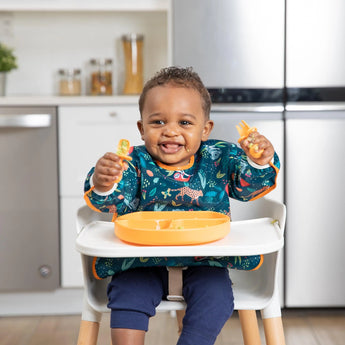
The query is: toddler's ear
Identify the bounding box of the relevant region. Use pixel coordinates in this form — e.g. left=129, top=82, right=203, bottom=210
left=137, top=120, right=145, bottom=140
left=202, top=119, right=214, bottom=141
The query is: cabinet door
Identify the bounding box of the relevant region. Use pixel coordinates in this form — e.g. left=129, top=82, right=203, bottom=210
left=58, top=105, right=143, bottom=196
left=285, top=113, right=345, bottom=306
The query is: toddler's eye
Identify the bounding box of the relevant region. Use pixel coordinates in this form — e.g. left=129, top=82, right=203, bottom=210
left=151, top=120, right=165, bottom=125
left=180, top=120, right=192, bottom=126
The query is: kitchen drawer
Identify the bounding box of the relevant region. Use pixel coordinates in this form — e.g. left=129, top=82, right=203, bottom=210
left=58, top=105, right=143, bottom=196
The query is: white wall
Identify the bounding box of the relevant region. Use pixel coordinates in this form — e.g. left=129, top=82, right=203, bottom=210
left=3, top=11, right=167, bottom=95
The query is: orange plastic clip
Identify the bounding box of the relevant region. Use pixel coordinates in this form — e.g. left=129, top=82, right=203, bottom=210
left=236, top=120, right=264, bottom=159
left=114, top=139, right=132, bottom=183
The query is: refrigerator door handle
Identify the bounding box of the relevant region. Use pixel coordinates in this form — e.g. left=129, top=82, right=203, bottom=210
left=211, top=104, right=284, bottom=113
left=286, top=103, right=345, bottom=112
left=0, top=114, right=52, bottom=128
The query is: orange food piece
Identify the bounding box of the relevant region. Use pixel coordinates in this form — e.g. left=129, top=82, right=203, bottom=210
left=114, top=139, right=132, bottom=183
left=249, top=144, right=264, bottom=159
left=236, top=120, right=264, bottom=158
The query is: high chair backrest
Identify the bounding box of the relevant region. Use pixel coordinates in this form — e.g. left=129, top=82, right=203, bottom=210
left=77, top=197, right=285, bottom=234
left=77, top=205, right=112, bottom=234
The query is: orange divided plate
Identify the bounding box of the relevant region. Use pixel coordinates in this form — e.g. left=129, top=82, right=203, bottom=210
left=114, top=211, right=230, bottom=246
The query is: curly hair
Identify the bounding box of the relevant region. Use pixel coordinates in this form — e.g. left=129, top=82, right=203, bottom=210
left=138, top=66, right=211, bottom=119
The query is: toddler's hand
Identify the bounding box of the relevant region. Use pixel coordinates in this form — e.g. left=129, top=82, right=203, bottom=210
left=239, top=131, right=274, bottom=166
left=93, top=152, right=128, bottom=193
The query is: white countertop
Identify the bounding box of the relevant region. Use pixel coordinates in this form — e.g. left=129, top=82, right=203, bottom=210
left=0, top=95, right=139, bottom=106
left=0, top=0, right=169, bottom=12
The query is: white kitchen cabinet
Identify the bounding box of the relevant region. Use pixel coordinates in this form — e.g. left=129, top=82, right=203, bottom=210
left=58, top=105, right=143, bottom=287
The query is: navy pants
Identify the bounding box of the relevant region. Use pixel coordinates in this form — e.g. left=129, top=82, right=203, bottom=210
left=107, top=266, right=234, bottom=345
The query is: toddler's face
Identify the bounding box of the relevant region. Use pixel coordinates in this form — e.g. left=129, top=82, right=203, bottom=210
left=137, top=85, right=214, bottom=167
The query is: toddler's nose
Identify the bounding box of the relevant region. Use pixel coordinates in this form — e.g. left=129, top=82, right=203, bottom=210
left=163, top=122, right=179, bottom=136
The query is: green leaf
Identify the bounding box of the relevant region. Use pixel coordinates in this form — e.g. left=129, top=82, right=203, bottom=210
left=208, top=260, right=223, bottom=267
left=0, top=43, right=17, bottom=72
left=121, top=257, right=136, bottom=271
left=198, top=171, right=206, bottom=188
left=149, top=187, right=157, bottom=197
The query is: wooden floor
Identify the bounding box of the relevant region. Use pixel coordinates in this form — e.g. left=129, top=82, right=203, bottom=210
left=1, top=309, right=344, bottom=345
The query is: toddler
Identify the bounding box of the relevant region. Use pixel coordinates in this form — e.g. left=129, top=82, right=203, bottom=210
left=84, top=66, right=280, bottom=345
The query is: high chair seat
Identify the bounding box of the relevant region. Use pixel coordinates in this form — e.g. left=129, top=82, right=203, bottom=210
left=76, top=197, right=286, bottom=345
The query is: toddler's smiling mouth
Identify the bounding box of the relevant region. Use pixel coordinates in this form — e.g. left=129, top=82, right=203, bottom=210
left=159, top=142, right=184, bottom=154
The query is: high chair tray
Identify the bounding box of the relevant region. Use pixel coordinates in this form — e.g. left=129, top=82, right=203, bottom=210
left=114, top=211, right=230, bottom=246
left=76, top=217, right=284, bottom=258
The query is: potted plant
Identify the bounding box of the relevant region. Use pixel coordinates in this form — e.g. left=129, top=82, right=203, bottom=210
left=0, top=42, right=18, bottom=96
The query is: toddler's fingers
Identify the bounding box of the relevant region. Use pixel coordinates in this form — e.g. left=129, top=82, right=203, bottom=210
left=102, top=152, right=123, bottom=164
left=243, top=132, right=274, bottom=164
left=92, top=172, right=115, bottom=190
left=96, top=165, right=120, bottom=179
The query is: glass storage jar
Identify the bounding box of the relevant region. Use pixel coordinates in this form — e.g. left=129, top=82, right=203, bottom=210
left=58, top=69, right=81, bottom=96
left=122, top=33, right=144, bottom=95
left=90, top=58, right=113, bottom=96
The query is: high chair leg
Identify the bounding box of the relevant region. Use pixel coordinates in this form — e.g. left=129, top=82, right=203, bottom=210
left=238, top=310, right=262, bottom=345
left=77, top=320, right=100, bottom=345
left=262, top=316, right=285, bottom=345
left=175, top=310, right=185, bottom=334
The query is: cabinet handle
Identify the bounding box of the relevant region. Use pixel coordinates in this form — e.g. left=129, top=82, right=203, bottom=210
left=0, top=114, right=51, bottom=128
left=109, top=112, right=118, bottom=118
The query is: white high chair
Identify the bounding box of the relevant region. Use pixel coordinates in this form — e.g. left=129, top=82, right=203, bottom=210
left=75, top=197, right=286, bottom=345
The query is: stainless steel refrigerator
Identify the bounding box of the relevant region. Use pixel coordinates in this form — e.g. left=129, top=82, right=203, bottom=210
left=173, top=0, right=345, bottom=307
left=285, top=0, right=345, bottom=307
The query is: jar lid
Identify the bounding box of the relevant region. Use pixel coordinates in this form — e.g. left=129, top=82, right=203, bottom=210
left=90, top=58, right=113, bottom=65
left=58, top=68, right=81, bottom=76
left=122, top=33, right=144, bottom=42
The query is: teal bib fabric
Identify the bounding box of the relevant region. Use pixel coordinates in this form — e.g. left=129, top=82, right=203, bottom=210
left=93, top=255, right=263, bottom=279
left=84, top=140, right=280, bottom=280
